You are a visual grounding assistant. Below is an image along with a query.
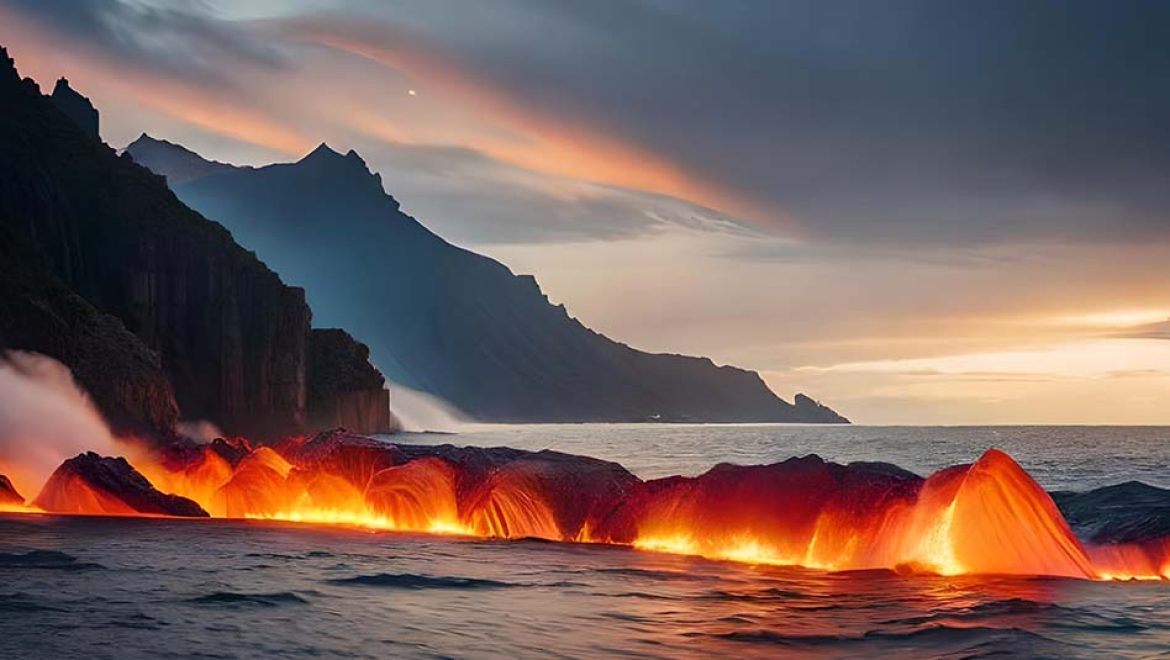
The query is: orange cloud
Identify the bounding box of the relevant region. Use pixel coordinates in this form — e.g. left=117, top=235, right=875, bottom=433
left=0, top=8, right=313, bottom=156
left=277, top=18, right=783, bottom=226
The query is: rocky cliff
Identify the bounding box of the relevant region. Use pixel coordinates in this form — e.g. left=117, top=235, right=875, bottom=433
left=127, top=135, right=848, bottom=423
left=0, top=47, right=391, bottom=440
left=0, top=230, right=180, bottom=439
left=307, top=329, right=394, bottom=433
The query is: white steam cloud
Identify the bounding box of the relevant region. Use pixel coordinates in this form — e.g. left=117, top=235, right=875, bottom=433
left=388, top=384, right=469, bottom=433
left=0, top=351, right=119, bottom=497
left=176, top=419, right=225, bottom=444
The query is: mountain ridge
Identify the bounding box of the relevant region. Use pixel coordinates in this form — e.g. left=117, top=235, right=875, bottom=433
left=126, top=134, right=848, bottom=424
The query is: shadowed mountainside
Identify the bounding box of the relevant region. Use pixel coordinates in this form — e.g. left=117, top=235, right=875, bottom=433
left=0, top=47, right=390, bottom=440
left=128, top=135, right=848, bottom=424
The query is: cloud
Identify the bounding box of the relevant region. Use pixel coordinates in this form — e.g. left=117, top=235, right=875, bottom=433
left=7, top=0, right=1169, bottom=246
left=322, top=0, right=1170, bottom=246
left=273, top=16, right=773, bottom=226
left=0, top=0, right=290, bottom=86
left=0, top=1, right=315, bottom=156
left=353, top=139, right=754, bottom=244
left=1123, top=320, right=1170, bottom=340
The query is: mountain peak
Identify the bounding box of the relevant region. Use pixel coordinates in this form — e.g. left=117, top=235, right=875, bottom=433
left=1, top=46, right=16, bottom=81
left=301, top=142, right=344, bottom=162
left=298, top=143, right=370, bottom=170
left=50, top=76, right=99, bottom=140
left=292, top=143, right=385, bottom=195
left=124, top=133, right=238, bottom=184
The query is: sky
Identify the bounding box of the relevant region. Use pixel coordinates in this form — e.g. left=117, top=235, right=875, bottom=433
left=1, top=0, right=1168, bottom=424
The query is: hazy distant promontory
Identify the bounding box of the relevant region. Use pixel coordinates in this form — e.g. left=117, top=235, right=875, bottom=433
left=127, top=135, right=848, bottom=424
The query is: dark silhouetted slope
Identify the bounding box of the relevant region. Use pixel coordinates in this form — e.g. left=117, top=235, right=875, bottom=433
left=49, top=78, right=97, bottom=140
left=126, top=136, right=847, bottom=423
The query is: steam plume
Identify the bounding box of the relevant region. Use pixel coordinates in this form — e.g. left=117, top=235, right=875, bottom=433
left=0, top=351, right=119, bottom=495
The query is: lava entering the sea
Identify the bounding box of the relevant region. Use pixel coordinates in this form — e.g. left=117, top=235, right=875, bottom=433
left=2, top=430, right=1167, bottom=581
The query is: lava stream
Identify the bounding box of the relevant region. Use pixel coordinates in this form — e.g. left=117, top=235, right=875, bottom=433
left=2, top=433, right=1167, bottom=582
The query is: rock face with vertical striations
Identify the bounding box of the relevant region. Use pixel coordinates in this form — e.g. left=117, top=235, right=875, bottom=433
left=0, top=234, right=181, bottom=440
left=0, top=47, right=391, bottom=441
left=125, top=134, right=850, bottom=424
left=307, top=329, right=394, bottom=433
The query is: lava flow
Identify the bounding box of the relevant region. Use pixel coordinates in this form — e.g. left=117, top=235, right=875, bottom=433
left=2, top=429, right=1168, bottom=582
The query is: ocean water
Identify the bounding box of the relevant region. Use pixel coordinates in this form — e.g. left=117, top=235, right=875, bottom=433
left=2, top=424, right=1168, bottom=659
left=399, top=423, right=1170, bottom=490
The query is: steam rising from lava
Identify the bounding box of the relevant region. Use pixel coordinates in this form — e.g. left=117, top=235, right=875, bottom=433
left=0, top=352, right=120, bottom=496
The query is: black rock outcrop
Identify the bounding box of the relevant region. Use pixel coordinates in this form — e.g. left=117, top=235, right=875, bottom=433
left=33, top=452, right=208, bottom=517
left=308, top=329, right=393, bottom=433
left=0, top=473, right=23, bottom=506
left=1053, top=481, right=1170, bottom=545
left=126, top=136, right=849, bottom=424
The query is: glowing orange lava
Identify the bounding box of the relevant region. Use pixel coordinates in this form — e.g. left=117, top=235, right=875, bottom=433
left=3, top=440, right=1167, bottom=582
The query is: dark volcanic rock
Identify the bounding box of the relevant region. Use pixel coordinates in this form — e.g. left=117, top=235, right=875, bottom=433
left=463, top=449, right=640, bottom=539
left=126, top=137, right=848, bottom=424
left=1052, top=481, right=1170, bottom=545
left=0, top=235, right=180, bottom=440
left=33, top=452, right=208, bottom=517
left=278, top=429, right=406, bottom=490
left=278, top=430, right=640, bottom=539
left=0, top=473, right=23, bottom=506
left=0, top=48, right=390, bottom=441
left=594, top=454, right=921, bottom=544
left=308, top=329, right=392, bottom=434
left=208, top=437, right=256, bottom=467
left=50, top=78, right=98, bottom=140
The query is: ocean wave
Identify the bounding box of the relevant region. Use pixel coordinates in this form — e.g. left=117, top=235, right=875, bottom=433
left=188, top=591, right=310, bottom=607
left=0, top=592, right=67, bottom=612
left=0, top=550, right=102, bottom=570
left=242, top=550, right=336, bottom=560
left=885, top=597, right=1150, bottom=635
left=710, top=624, right=1070, bottom=654
left=590, top=567, right=707, bottom=581
left=325, top=573, right=516, bottom=590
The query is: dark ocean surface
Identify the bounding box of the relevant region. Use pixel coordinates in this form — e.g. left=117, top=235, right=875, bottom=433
left=2, top=425, right=1168, bottom=659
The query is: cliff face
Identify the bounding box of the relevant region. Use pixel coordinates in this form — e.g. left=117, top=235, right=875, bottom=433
left=307, top=329, right=393, bottom=433
left=0, top=48, right=391, bottom=440
left=126, top=136, right=848, bottom=423
left=0, top=230, right=180, bottom=440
